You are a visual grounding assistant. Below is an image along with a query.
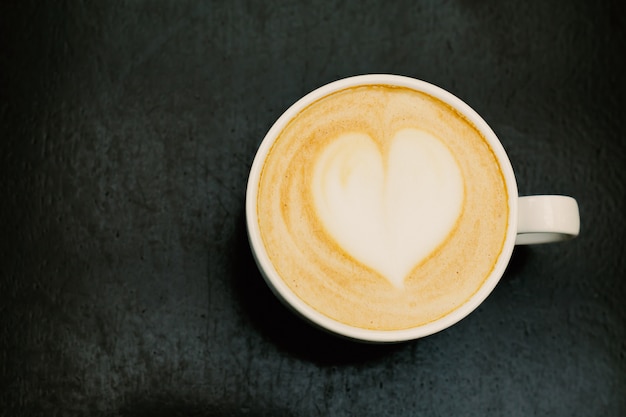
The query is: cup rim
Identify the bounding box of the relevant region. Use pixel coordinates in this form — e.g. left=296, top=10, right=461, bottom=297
left=245, top=74, right=518, bottom=342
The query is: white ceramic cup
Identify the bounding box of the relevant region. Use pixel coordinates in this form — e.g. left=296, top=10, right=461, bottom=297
left=246, top=74, right=580, bottom=342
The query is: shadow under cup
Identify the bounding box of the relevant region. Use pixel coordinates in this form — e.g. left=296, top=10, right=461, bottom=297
left=246, top=74, right=519, bottom=343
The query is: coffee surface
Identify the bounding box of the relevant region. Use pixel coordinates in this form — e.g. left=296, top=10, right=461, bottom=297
left=257, top=85, right=508, bottom=330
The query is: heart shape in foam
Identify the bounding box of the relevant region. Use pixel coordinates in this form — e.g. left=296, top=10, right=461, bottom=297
left=312, top=129, right=463, bottom=288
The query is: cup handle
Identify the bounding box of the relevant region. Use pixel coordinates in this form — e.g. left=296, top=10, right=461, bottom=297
left=515, top=195, right=580, bottom=245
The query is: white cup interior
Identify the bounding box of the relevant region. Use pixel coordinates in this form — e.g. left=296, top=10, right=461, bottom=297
left=246, top=74, right=519, bottom=342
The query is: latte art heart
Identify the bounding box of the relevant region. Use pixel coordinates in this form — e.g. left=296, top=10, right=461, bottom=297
left=312, top=128, right=464, bottom=288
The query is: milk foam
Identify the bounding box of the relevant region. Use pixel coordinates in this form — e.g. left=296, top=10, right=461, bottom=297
left=312, top=129, right=463, bottom=288
left=256, top=85, right=508, bottom=330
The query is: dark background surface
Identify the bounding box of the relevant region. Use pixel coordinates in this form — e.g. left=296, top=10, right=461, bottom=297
left=1, top=1, right=625, bottom=416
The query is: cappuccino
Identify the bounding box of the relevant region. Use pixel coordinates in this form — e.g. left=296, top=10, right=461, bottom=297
left=256, top=84, right=508, bottom=331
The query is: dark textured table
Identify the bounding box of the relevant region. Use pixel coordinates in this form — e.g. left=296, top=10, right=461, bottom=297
left=1, top=1, right=625, bottom=416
